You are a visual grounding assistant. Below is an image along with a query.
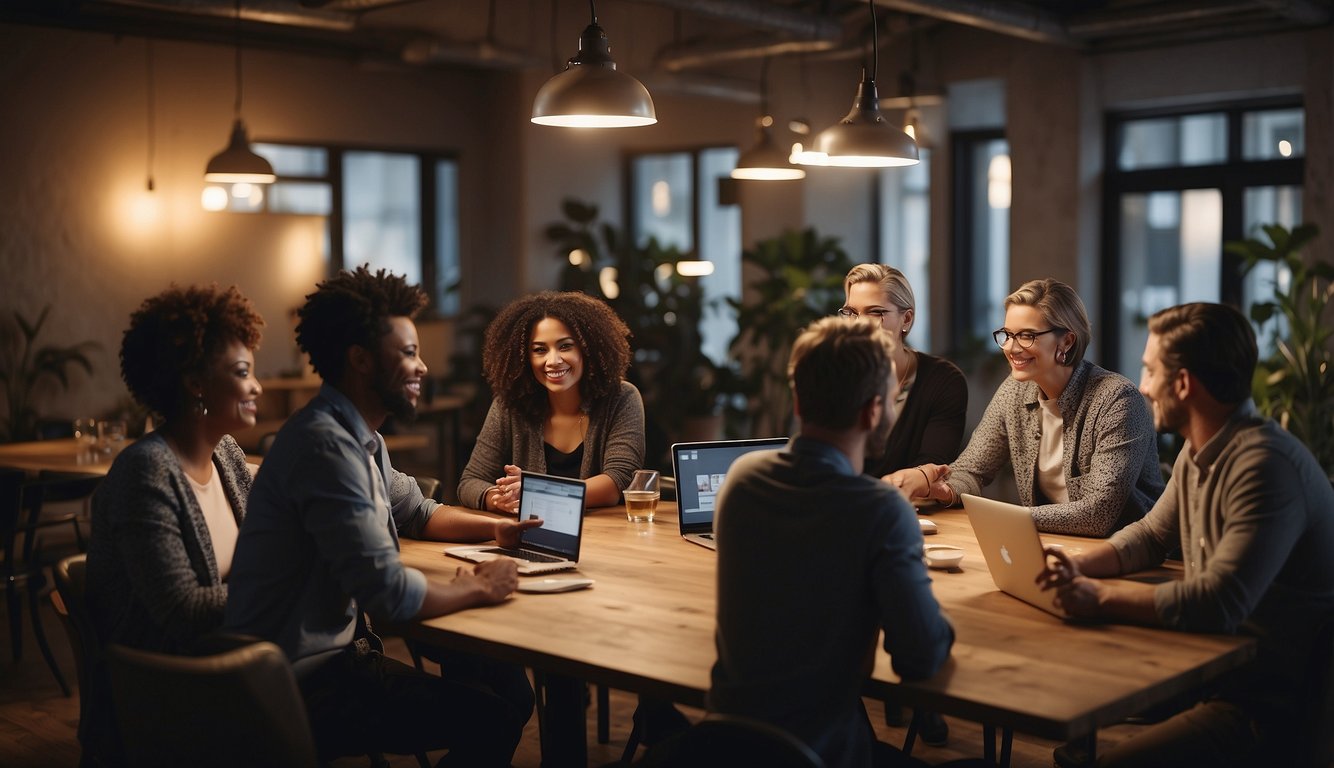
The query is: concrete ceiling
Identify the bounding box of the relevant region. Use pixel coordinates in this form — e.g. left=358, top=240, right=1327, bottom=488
left=3, top=0, right=1330, bottom=78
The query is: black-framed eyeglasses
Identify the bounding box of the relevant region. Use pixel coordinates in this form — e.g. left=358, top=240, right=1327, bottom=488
left=837, top=307, right=903, bottom=320
left=992, top=327, right=1064, bottom=349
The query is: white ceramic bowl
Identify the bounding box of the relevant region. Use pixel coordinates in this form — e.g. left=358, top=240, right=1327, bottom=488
left=923, top=544, right=964, bottom=570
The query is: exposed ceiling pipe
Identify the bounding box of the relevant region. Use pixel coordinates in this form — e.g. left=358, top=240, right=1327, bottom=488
left=1066, top=0, right=1267, bottom=37
left=871, top=0, right=1080, bottom=47
left=1252, top=0, right=1332, bottom=24
left=401, top=37, right=544, bottom=69
left=656, top=34, right=841, bottom=72
left=637, top=0, right=844, bottom=40
left=638, top=72, right=763, bottom=103
left=299, top=0, right=419, bottom=10
left=96, top=0, right=355, bottom=31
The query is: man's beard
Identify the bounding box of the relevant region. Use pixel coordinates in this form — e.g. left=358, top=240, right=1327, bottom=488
left=372, top=361, right=417, bottom=423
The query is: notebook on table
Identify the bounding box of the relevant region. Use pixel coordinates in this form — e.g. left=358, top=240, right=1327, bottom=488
left=672, top=437, right=788, bottom=550
left=961, top=494, right=1063, bottom=617
left=446, top=471, right=585, bottom=575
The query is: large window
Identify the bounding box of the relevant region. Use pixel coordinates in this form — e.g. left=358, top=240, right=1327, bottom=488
left=1104, top=99, right=1304, bottom=374
left=878, top=151, right=932, bottom=350
left=208, top=143, right=461, bottom=314
left=951, top=131, right=1011, bottom=352
left=628, top=147, right=742, bottom=366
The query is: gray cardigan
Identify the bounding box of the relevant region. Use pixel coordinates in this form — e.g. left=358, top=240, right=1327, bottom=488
left=945, top=359, right=1163, bottom=537
left=87, top=432, right=251, bottom=653
left=458, top=380, right=645, bottom=509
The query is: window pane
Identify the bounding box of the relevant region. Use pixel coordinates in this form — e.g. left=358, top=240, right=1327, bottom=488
left=1116, top=188, right=1222, bottom=375
left=267, top=182, right=332, bottom=215
left=696, top=147, right=741, bottom=366
left=970, top=140, right=1010, bottom=342
left=1242, top=108, right=1304, bottom=160
left=1242, top=185, right=1302, bottom=358
left=1117, top=114, right=1226, bottom=170
left=631, top=154, right=693, bottom=251
left=254, top=144, right=328, bottom=177
left=435, top=160, right=460, bottom=315
left=880, top=150, right=932, bottom=350
left=344, top=151, right=421, bottom=284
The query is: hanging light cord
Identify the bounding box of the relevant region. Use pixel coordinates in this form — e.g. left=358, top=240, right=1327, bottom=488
left=759, top=56, right=770, bottom=117
left=146, top=38, right=155, bottom=191
left=233, top=0, right=243, bottom=119
left=588, top=0, right=598, bottom=25
left=868, top=0, right=879, bottom=84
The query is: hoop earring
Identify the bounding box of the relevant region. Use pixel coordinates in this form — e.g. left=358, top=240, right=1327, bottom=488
left=1056, top=349, right=1068, bottom=365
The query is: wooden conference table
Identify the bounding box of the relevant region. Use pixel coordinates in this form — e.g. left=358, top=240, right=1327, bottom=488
left=397, top=503, right=1256, bottom=745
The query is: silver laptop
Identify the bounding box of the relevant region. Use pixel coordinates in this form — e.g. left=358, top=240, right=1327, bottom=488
left=672, top=437, right=787, bottom=550
left=962, top=494, right=1063, bottom=617
left=446, top=471, right=585, bottom=575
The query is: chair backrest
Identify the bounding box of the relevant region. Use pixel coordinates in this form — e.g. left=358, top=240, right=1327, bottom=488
left=661, top=713, right=826, bottom=768
left=1297, top=612, right=1334, bottom=767
left=106, top=640, right=318, bottom=768
left=416, top=475, right=441, bottom=502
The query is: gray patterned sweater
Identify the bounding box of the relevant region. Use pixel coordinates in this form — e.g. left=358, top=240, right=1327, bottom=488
left=945, top=359, right=1163, bottom=537
left=87, top=432, right=251, bottom=653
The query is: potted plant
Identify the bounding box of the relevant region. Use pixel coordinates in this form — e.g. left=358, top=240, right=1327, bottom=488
left=0, top=306, right=97, bottom=443
left=728, top=228, right=855, bottom=438
left=1226, top=222, right=1334, bottom=476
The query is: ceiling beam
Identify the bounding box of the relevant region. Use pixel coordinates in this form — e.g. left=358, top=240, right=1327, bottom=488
left=870, top=0, right=1081, bottom=47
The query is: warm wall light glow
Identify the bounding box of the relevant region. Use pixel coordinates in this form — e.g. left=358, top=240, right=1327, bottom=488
left=651, top=180, right=671, bottom=217
left=1278, top=140, right=1293, bottom=157
left=599, top=266, right=620, bottom=299
left=126, top=191, right=162, bottom=231
left=201, top=186, right=229, bottom=211
left=987, top=153, right=1012, bottom=209
left=676, top=260, right=715, bottom=276
left=569, top=248, right=589, bottom=266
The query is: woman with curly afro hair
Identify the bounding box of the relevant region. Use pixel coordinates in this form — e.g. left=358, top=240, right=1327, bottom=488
left=84, top=285, right=263, bottom=760
left=458, top=290, right=645, bottom=512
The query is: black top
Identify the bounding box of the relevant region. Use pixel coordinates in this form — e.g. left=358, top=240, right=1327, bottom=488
left=543, top=442, right=585, bottom=479
left=865, top=350, right=969, bottom=477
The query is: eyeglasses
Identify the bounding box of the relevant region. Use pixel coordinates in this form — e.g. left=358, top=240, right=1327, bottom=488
left=837, top=307, right=903, bottom=320
left=992, top=327, right=1064, bottom=349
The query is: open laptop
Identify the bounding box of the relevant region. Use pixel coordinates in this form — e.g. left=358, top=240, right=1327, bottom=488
left=672, top=437, right=788, bottom=550
left=962, top=494, right=1063, bottom=617
left=446, top=471, right=585, bottom=575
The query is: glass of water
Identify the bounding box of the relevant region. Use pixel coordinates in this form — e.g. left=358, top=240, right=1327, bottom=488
left=624, top=470, right=660, bottom=523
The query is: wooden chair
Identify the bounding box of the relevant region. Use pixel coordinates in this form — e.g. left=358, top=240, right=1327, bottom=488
left=52, top=553, right=124, bottom=767
left=415, top=475, right=441, bottom=502
left=106, top=639, right=318, bottom=768
left=1, top=467, right=90, bottom=695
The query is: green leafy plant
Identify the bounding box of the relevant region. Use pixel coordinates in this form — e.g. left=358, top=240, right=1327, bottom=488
left=1226, top=222, right=1334, bottom=475
left=728, top=228, right=855, bottom=438
left=0, top=306, right=97, bottom=442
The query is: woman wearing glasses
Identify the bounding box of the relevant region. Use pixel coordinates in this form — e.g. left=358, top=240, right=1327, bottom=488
left=890, top=278, right=1162, bottom=537
left=841, top=264, right=968, bottom=477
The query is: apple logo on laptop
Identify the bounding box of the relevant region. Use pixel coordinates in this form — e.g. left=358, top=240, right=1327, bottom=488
left=1000, top=545, right=1012, bottom=565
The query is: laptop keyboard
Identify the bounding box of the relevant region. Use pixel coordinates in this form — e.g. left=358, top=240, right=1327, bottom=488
left=699, top=533, right=714, bottom=540
left=481, top=547, right=563, bottom=563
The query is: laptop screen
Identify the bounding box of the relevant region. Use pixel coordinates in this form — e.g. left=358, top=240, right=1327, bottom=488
left=672, top=438, right=787, bottom=529
left=518, top=472, right=586, bottom=560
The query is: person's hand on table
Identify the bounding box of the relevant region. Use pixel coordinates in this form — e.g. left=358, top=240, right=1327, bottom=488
left=485, top=464, right=523, bottom=514
left=456, top=558, right=519, bottom=605
left=1037, top=545, right=1104, bottom=618
left=494, top=516, right=543, bottom=548
left=884, top=463, right=954, bottom=504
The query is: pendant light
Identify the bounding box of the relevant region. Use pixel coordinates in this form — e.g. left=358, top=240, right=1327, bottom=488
left=801, top=0, right=919, bottom=168
left=204, top=0, right=275, bottom=185
left=732, top=58, right=805, bottom=181
left=531, top=0, right=656, bottom=128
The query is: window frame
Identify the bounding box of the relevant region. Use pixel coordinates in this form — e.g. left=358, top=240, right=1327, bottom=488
left=1100, top=96, right=1304, bottom=368
left=949, top=128, right=1008, bottom=354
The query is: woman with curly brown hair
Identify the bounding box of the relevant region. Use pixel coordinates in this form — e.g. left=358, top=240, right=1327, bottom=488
left=458, top=290, right=645, bottom=512
left=88, top=284, right=265, bottom=653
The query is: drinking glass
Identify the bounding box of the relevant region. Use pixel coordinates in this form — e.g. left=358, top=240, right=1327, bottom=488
left=624, top=470, right=660, bottom=523
left=73, top=418, right=97, bottom=450
left=98, top=419, right=128, bottom=455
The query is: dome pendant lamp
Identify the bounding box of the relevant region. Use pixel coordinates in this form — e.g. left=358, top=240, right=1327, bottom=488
left=204, top=0, right=275, bottom=185
left=531, top=0, right=656, bottom=128
left=732, top=58, right=805, bottom=181
left=802, top=0, right=919, bottom=168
